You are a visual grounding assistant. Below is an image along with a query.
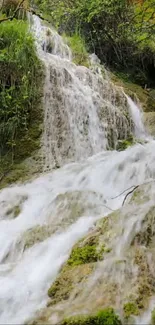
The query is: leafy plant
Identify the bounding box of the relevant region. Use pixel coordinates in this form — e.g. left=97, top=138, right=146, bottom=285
left=34, top=0, right=155, bottom=87
left=0, top=19, right=43, bottom=160
left=61, top=308, right=122, bottom=325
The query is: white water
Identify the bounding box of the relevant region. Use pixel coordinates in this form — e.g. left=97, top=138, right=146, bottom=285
left=0, top=141, right=155, bottom=324
left=32, top=15, right=140, bottom=171
left=126, top=94, right=147, bottom=139
left=0, top=15, right=154, bottom=325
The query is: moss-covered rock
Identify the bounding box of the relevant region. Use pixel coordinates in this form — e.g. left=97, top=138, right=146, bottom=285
left=123, top=302, right=139, bottom=319
left=30, top=183, right=155, bottom=324
left=143, top=112, right=155, bottom=136
left=5, top=205, right=21, bottom=219
left=61, top=308, right=122, bottom=325
left=48, top=263, right=94, bottom=304
left=132, top=206, right=155, bottom=247
left=151, top=309, right=155, bottom=325
left=67, top=243, right=104, bottom=266
left=116, top=136, right=134, bottom=151
left=21, top=225, right=54, bottom=250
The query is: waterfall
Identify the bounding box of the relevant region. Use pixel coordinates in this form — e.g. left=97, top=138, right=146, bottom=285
left=32, top=15, right=136, bottom=170
left=0, top=15, right=154, bottom=325
left=125, top=94, right=147, bottom=139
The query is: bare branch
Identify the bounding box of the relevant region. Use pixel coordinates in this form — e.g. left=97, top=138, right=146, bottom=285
left=0, top=0, right=25, bottom=23
left=122, top=185, right=139, bottom=206
left=111, top=185, right=137, bottom=200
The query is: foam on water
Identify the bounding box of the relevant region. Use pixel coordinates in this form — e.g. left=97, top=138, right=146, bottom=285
left=0, top=141, right=155, bottom=323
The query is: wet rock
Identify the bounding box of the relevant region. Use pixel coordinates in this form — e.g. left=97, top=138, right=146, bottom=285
left=30, top=183, right=155, bottom=324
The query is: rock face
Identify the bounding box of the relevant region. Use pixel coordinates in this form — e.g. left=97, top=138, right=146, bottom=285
left=30, top=182, right=155, bottom=324
left=143, top=112, right=155, bottom=136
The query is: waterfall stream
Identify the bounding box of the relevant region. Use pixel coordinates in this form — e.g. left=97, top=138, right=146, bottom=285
left=0, top=15, right=154, bottom=325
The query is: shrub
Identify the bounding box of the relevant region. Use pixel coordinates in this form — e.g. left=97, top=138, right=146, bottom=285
left=0, top=19, right=43, bottom=160
left=61, top=308, right=122, bottom=325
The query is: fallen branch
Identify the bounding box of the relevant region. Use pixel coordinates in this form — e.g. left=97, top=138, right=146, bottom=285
left=111, top=185, right=137, bottom=200
left=122, top=185, right=139, bottom=206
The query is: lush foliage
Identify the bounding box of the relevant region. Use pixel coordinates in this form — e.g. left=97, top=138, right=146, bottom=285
left=64, top=33, right=89, bottom=67
left=34, top=0, right=155, bottom=87
left=0, top=19, right=43, bottom=162
left=61, top=308, right=122, bottom=325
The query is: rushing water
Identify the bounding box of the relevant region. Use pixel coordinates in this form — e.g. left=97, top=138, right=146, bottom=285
left=0, top=15, right=154, bottom=325
left=32, top=15, right=142, bottom=171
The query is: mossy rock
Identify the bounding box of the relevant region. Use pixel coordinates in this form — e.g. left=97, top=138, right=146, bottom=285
left=123, top=302, right=139, bottom=319
left=143, top=112, right=155, bottom=136
left=116, top=137, right=134, bottom=151
left=5, top=205, right=21, bottom=219
left=130, top=185, right=149, bottom=205
left=145, top=90, right=155, bottom=112
left=132, top=206, right=155, bottom=247
left=20, top=225, right=55, bottom=250
left=67, top=244, right=103, bottom=266
left=61, top=308, right=122, bottom=325
left=48, top=263, right=94, bottom=304
left=110, top=72, right=149, bottom=109
left=151, top=309, right=155, bottom=325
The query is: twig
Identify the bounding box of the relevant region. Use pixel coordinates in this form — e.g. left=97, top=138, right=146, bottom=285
left=122, top=185, right=139, bottom=206
left=111, top=185, right=137, bottom=200
left=101, top=203, right=114, bottom=212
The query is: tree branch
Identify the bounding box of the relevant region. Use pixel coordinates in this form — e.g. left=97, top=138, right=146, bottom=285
left=122, top=185, right=139, bottom=206
left=0, top=0, right=25, bottom=23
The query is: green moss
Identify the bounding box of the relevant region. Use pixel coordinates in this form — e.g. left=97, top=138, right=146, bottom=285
left=151, top=309, right=155, bottom=325
left=61, top=308, right=122, bottom=325
left=67, top=241, right=107, bottom=266
left=123, top=302, right=139, bottom=319
left=67, top=245, right=99, bottom=266
left=6, top=205, right=21, bottom=218
left=116, top=136, right=134, bottom=151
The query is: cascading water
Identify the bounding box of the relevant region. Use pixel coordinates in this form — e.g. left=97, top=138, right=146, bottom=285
left=32, top=15, right=138, bottom=171
left=0, top=15, right=154, bottom=325
left=125, top=94, right=147, bottom=139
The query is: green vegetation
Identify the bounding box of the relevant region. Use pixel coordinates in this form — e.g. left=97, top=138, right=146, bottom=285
left=0, top=18, right=43, bottom=184
left=6, top=205, right=21, bottom=218
left=66, top=235, right=111, bottom=266
left=116, top=136, right=134, bottom=151
left=47, top=237, right=110, bottom=302
left=67, top=244, right=103, bottom=266
left=33, top=0, right=155, bottom=88
left=64, top=33, right=89, bottom=67
left=123, top=302, right=139, bottom=319
left=61, top=308, right=122, bottom=325
left=151, top=309, right=155, bottom=325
